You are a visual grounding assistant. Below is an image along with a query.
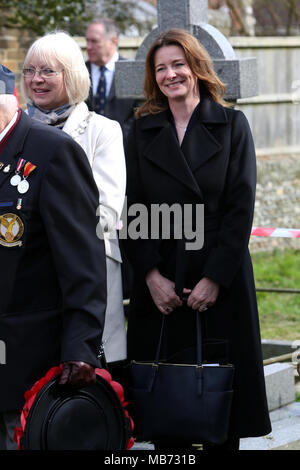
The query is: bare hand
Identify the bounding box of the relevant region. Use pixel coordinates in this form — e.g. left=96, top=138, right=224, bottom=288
left=187, top=277, right=219, bottom=311
left=146, top=268, right=190, bottom=315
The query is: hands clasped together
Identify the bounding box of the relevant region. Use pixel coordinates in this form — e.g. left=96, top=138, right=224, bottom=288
left=146, top=268, right=219, bottom=315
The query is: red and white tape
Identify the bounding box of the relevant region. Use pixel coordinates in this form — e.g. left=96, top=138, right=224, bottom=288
left=251, top=227, right=300, bottom=238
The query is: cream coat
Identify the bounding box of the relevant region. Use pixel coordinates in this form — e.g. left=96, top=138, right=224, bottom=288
left=63, top=102, right=127, bottom=363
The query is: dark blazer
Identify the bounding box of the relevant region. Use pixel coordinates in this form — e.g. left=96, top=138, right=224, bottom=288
left=85, top=59, right=136, bottom=140
left=124, top=95, right=271, bottom=439
left=0, top=111, right=107, bottom=411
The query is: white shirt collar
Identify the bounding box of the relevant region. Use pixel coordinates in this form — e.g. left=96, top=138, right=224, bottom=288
left=90, top=51, right=119, bottom=73
left=0, top=111, right=19, bottom=142
left=104, top=51, right=119, bottom=72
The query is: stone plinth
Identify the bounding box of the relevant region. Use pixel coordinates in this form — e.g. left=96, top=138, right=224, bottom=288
left=264, top=363, right=295, bottom=411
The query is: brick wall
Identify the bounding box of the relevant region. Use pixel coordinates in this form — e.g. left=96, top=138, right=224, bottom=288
left=0, top=27, right=34, bottom=107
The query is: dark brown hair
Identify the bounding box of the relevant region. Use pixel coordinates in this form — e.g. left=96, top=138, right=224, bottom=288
left=136, top=28, right=227, bottom=117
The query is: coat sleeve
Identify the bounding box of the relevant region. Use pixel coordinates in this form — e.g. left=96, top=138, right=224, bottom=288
left=91, top=117, right=126, bottom=231
left=202, top=110, right=257, bottom=288
left=39, top=135, right=107, bottom=367
left=124, top=122, right=163, bottom=279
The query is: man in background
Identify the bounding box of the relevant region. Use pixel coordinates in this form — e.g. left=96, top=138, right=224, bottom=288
left=85, top=18, right=136, bottom=140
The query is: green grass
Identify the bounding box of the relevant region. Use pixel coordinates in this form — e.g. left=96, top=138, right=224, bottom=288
left=251, top=249, right=300, bottom=340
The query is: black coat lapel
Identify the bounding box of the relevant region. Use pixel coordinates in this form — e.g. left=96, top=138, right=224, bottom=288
left=180, top=96, right=228, bottom=173
left=143, top=119, right=203, bottom=199
left=106, top=55, right=127, bottom=104
left=140, top=97, right=228, bottom=199
left=107, top=78, right=115, bottom=103
left=181, top=120, right=222, bottom=173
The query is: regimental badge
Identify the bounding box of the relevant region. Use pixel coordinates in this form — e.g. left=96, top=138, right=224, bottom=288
left=0, top=213, right=24, bottom=247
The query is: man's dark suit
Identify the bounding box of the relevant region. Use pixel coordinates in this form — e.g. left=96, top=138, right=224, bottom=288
left=0, top=111, right=107, bottom=412
left=85, top=59, right=137, bottom=140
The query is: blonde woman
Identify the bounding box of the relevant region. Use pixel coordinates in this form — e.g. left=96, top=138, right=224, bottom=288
left=21, top=31, right=127, bottom=380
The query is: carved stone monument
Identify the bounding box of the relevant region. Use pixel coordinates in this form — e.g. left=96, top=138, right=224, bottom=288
left=115, top=0, right=257, bottom=101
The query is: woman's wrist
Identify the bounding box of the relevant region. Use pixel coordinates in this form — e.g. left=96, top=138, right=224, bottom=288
left=145, top=267, right=160, bottom=286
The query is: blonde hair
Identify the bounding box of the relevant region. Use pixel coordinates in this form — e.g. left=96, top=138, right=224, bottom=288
left=21, top=31, right=90, bottom=105
left=136, top=28, right=227, bottom=117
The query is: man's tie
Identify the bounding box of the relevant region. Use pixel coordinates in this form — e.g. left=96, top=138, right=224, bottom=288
left=95, top=65, right=106, bottom=115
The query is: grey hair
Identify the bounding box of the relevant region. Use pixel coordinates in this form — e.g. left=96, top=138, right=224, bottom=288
left=21, top=31, right=90, bottom=105
left=88, top=18, right=120, bottom=39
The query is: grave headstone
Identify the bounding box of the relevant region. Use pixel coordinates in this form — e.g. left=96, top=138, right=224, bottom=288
left=115, top=0, right=257, bottom=101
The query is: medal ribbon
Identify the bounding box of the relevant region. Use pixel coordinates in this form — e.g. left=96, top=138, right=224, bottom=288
left=16, top=158, right=26, bottom=173
left=23, top=162, right=36, bottom=179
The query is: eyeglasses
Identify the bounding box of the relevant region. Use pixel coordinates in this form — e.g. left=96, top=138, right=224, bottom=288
left=22, top=67, right=64, bottom=79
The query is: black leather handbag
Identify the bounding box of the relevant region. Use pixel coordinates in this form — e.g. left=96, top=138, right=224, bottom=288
left=128, top=311, right=235, bottom=445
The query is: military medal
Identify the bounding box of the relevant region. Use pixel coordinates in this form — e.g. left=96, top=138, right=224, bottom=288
left=18, top=179, right=29, bottom=194
left=16, top=198, right=22, bottom=210
left=17, top=161, right=36, bottom=194
left=10, top=174, right=22, bottom=186
left=10, top=158, right=26, bottom=186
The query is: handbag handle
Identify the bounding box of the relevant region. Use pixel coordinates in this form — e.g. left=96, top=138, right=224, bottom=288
left=154, top=310, right=203, bottom=366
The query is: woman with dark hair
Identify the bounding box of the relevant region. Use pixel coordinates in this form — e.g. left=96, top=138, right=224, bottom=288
left=124, top=28, right=271, bottom=450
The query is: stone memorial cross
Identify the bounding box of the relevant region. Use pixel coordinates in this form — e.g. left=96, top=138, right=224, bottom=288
left=115, top=0, right=257, bottom=101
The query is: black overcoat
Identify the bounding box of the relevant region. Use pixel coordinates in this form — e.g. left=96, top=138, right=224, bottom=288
left=124, top=96, right=271, bottom=439
left=0, top=111, right=107, bottom=412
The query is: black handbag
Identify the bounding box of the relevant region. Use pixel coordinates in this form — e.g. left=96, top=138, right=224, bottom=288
left=128, top=311, right=235, bottom=445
